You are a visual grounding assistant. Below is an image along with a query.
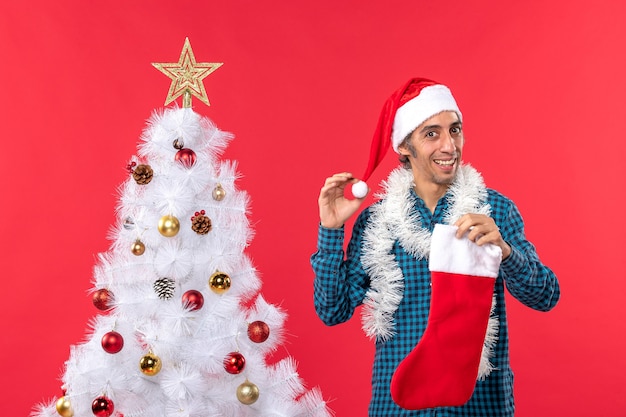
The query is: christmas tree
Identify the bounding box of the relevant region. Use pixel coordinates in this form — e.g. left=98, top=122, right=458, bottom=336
left=32, top=38, right=331, bottom=417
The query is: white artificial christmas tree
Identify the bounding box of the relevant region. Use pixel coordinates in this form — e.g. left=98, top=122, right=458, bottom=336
left=33, top=39, right=331, bottom=417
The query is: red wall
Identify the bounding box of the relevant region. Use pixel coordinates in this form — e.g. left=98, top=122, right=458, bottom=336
left=1, top=1, right=625, bottom=416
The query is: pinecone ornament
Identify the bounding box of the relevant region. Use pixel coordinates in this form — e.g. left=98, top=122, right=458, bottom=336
left=153, top=277, right=175, bottom=300
left=191, top=210, right=212, bottom=235
left=132, top=164, right=154, bottom=185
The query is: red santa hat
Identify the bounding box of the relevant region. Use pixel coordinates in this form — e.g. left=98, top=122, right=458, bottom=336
left=360, top=77, right=462, bottom=183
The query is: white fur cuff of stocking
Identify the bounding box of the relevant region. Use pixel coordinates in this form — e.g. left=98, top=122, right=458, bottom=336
left=429, top=224, right=502, bottom=277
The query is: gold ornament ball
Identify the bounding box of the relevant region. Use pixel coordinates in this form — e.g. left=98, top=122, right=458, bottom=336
left=139, top=352, right=162, bottom=376
left=236, top=380, right=260, bottom=405
left=55, top=396, right=74, bottom=417
left=158, top=215, right=180, bottom=237
left=131, top=240, right=145, bottom=256
left=212, top=184, right=226, bottom=201
left=209, top=271, right=231, bottom=294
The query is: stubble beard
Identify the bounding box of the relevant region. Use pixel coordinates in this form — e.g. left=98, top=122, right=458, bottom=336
left=431, top=164, right=458, bottom=186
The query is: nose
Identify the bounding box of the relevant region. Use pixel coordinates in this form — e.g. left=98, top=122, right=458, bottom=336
left=440, top=131, right=456, bottom=153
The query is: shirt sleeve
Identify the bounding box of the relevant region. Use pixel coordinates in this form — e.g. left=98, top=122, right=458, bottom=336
left=498, top=200, right=560, bottom=312
left=310, top=210, right=371, bottom=326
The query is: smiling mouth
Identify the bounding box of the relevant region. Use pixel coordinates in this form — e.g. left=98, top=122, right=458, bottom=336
left=434, top=159, right=456, bottom=166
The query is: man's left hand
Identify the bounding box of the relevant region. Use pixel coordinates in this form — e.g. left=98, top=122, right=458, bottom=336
left=454, top=214, right=512, bottom=260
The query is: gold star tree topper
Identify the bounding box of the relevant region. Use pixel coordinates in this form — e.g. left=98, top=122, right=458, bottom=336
left=152, top=38, right=223, bottom=108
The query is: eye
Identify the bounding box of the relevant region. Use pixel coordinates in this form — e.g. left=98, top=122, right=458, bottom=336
left=450, top=126, right=462, bottom=135
left=425, top=131, right=437, bottom=138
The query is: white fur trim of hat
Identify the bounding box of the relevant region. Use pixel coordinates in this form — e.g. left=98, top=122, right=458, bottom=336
left=392, top=84, right=462, bottom=152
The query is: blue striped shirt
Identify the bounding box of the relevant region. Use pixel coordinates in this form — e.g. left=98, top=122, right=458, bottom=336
left=311, top=187, right=560, bottom=416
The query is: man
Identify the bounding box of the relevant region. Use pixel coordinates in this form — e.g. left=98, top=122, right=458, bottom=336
left=311, top=78, right=560, bottom=416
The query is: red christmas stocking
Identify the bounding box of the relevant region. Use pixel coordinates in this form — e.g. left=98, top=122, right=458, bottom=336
left=390, top=223, right=502, bottom=410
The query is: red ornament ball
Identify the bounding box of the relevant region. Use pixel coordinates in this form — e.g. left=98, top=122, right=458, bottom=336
left=91, top=396, right=114, bottom=417
left=182, top=290, right=204, bottom=311
left=175, top=148, right=197, bottom=168
left=101, top=331, right=124, bottom=354
left=247, top=321, right=270, bottom=343
left=92, top=288, right=113, bottom=311
left=224, top=351, right=246, bottom=374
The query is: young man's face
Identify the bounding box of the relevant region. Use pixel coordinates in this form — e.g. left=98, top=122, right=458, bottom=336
left=398, top=111, right=464, bottom=188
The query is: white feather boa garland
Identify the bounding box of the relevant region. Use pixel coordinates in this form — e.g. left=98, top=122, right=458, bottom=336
left=360, top=164, right=498, bottom=379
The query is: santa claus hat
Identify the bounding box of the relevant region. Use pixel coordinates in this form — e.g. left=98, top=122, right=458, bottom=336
left=360, top=78, right=462, bottom=182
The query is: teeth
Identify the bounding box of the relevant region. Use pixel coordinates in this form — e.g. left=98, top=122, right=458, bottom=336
left=435, top=159, right=455, bottom=166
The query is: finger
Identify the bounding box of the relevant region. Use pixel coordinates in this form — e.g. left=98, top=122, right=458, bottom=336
left=475, top=232, right=498, bottom=247
left=468, top=223, right=492, bottom=241
left=324, top=173, right=354, bottom=187
left=319, top=179, right=357, bottom=204
left=331, top=172, right=355, bottom=181
left=454, top=216, right=475, bottom=238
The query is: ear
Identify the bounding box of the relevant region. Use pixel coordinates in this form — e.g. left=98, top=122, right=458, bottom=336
left=397, top=142, right=411, bottom=156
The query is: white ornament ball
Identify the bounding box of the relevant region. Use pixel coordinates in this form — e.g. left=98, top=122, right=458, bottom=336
left=351, top=180, right=368, bottom=199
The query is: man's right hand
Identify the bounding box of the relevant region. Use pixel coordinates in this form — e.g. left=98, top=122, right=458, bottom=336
left=318, top=172, right=367, bottom=229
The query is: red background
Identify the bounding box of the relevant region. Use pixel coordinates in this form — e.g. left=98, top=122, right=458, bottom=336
left=1, top=1, right=625, bottom=416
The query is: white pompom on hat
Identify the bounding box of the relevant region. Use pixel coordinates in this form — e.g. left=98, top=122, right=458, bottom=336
left=359, top=78, right=462, bottom=182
